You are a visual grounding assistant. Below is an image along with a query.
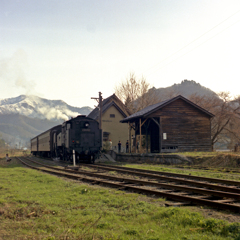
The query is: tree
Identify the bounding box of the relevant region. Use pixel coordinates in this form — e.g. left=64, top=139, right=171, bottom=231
left=224, top=96, right=240, bottom=148
left=189, top=92, right=240, bottom=150
left=115, top=73, right=159, bottom=113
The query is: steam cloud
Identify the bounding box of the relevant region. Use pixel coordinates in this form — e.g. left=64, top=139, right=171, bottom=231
left=38, top=107, right=80, bottom=121
left=28, top=95, right=80, bottom=121
left=0, top=49, right=36, bottom=94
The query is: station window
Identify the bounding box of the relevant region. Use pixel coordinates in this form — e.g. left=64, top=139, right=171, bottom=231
left=103, top=132, right=110, bottom=141
left=110, top=114, right=115, bottom=118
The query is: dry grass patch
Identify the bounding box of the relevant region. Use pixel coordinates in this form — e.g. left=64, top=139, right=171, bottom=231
left=197, top=153, right=240, bottom=168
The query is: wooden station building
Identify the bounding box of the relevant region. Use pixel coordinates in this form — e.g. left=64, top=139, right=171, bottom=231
left=121, top=95, right=214, bottom=153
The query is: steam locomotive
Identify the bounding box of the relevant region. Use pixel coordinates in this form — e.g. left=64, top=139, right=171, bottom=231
left=31, top=115, right=102, bottom=163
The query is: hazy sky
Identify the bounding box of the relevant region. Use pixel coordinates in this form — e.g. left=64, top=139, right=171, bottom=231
left=1, top=0, right=240, bottom=108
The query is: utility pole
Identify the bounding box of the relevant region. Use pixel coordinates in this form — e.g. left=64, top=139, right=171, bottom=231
left=91, top=92, right=103, bottom=150
left=91, top=92, right=103, bottom=130
left=99, top=92, right=103, bottom=130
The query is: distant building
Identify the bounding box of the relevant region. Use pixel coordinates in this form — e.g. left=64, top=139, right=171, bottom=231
left=121, top=95, right=214, bottom=153
left=88, top=94, right=131, bottom=151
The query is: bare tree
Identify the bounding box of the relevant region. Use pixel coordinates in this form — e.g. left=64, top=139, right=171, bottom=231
left=189, top=92, right=240, bottom=150
left=223, top=96, right=240, bottom=148
left=115, top=73, right=159, bottom=113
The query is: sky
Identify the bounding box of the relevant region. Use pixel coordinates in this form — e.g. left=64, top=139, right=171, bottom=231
left=1, top=0, right=240, bottom=108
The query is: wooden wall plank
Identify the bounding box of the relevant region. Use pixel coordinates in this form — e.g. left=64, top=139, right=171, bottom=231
left=147, top=99, right=212, bottom=152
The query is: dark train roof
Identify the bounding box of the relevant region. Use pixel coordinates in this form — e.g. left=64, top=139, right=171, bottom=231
left=121, top=95, right=214, bottom=123
left=30, top=124, right=62, bottom=140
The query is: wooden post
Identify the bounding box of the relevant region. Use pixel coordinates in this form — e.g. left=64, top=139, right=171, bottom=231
left=159, top=117, right=161, bottom=153
left=99, top=92, right=102, bottom=131
left=135, top=122, right=137, bottom=153
left=91, top=92, right=102, bottom=130
left=128, top=122, right=131, bottom=153
left=91, top=92, right=103, bottom=150
left=139, top=118, right=147, bottom=153
left=146, top=125, right=148, bottom=153
left=146, top=119, right=151, bottom=153
left=139, top=118, right=142, bottom=153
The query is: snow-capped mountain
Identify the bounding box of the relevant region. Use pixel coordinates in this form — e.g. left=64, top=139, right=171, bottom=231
left=0, top=95, right=93, bottom=121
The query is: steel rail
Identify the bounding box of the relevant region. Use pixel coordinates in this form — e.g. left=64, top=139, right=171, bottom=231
left=77, top=163, right=240, bottom=194
left=22, top=156, right=240, bottom=199
left=29, top=156, right=240, bottom=194
left=17, top=157, right=240, bottom=213
left=29, top=157, right=240, bottom=194
left=88, top=163, right=240, bottom=187
left=175, top=165, right=240, bottom=173
left=25, top=157, right=240, bottom=200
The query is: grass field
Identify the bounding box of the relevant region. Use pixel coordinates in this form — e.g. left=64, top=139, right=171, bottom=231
left=1, top=157, right=240, bottom=240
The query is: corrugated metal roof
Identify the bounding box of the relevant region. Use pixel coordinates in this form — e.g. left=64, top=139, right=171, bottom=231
left=121, top=99, right=169, bottom=122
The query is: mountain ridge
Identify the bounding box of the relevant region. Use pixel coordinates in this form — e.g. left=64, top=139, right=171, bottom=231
left=152, top=79, right=218, bottom=100
left=0, top=95, right=93, bottom=147
left=0, top=95, right=92, bottom=121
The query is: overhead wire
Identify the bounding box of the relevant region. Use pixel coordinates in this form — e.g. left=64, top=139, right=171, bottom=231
left=149, top=18, right=240, bottom=74
left=145, top=9, right=240, bottom=75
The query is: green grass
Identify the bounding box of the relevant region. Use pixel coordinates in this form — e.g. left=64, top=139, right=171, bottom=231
left=176, top=152, right=220, bottom=157
left=1, top=159, right=240, bottom=239
left=164, top=151, right=240, bottom=157
left=163, top=152, right=219, bottom=157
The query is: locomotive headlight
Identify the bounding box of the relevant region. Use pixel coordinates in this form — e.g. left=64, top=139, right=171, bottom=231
left=84, top=122, right=89, bottom=128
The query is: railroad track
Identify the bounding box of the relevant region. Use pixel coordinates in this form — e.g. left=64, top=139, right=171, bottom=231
left=174, top=165, right=240, bottom=174
left=17, top=156, right=240, bottom=213
left=80, top=163, right=240, bottom=190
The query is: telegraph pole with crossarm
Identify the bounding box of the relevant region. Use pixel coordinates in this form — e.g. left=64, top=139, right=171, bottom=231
left=91, top=92, right=103, bottom=150
left=91, top=92, right=103, bottom=130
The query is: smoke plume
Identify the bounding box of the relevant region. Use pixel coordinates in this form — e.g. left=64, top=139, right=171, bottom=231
left=0, top=49, right=36, bottom=94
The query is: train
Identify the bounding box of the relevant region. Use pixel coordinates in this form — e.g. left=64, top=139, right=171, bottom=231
left=31, top=115, right=102, bottom=163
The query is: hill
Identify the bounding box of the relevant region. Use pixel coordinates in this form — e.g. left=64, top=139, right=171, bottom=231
left=152, top=79, right=218, bottom=100
left=0, top=114, right=62, bottom=148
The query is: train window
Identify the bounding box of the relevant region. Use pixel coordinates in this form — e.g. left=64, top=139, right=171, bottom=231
left=110, top=114, right=115, bottom=118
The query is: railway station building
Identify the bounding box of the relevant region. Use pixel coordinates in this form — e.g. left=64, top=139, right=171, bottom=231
left=88, top=94, right=131, bottom=151
left=121, top=95, right=214, bottom=153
